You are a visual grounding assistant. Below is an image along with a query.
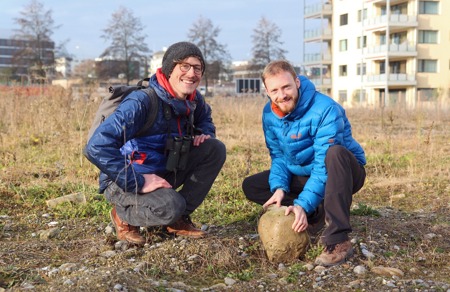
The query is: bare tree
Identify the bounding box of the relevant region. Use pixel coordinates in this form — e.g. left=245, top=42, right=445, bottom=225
left=13, top=0, right=60, bottom=83
left=188, top=16, right=230, bottom=95
left=251, top=17, right=287, bottom=70
left=101, top=6, right=150, bottom=85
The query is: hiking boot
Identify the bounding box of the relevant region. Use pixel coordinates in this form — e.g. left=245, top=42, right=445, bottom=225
left=110, top=207, right=145, bottom=245
left=314, top=240, right=353, bottom=267
left=166, top=215, right=206, bottom=238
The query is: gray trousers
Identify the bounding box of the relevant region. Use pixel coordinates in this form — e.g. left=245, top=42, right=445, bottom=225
left=104, top=138, right=226, bottom=227
left=242, top=145, right=366, bottom=246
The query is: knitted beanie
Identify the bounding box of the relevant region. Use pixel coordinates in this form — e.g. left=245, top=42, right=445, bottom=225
left=161, top=41, right=205, bottom=78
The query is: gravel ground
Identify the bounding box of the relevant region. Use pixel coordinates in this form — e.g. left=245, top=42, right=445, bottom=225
left=0, top=207, right=449, bottom=292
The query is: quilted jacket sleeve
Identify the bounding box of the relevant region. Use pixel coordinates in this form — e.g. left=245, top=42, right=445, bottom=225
left=84, top=91, right=151, bottom=193
left=293, top=103, right=345, bottom=213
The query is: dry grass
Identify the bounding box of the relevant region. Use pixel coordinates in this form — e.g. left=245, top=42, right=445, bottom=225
left=0, top=85, right=449, bottom=290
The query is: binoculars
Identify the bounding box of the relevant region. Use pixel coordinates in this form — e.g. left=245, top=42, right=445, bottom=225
left=165, top=135, right=192, bottom=171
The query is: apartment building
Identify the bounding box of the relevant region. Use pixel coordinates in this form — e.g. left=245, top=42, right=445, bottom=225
left=303, top=0, right=449, bottom=109
left=0, top=38, right=55, bottom=82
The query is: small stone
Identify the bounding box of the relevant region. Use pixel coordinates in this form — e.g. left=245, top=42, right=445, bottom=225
left=361, top=248, right=375, bottom=259
left=267, top=273, right=277, bottom=279
left=353, top=265, right=367, bottom=275
left=424, top=233, right=436, bottom=240
left=224, top=277, right=236, bottom=286
left=59, top=263, right=77, bottom=272
left=105, top=225, right=114, bottom=234
left=314, top=266, right=326, bottom=273
left=100, top=250, right=117, bottom=258
left=349, top=279, right=361, bottom=288
left=187, top=254, right=199, bottom=261
left=47, top=221, right=58, bottom=227
left=372, top=266, right=404, bottom=277
left=39, top=227, right=60, bottom=240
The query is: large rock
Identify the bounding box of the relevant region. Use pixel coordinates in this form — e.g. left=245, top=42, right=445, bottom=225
left=258, top=205, right=310, bottom=263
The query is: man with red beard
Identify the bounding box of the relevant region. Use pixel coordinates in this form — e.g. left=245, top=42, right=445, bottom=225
left=242, top=60, right=366, bottom=266
left=85, top=42, right=226, bottom=245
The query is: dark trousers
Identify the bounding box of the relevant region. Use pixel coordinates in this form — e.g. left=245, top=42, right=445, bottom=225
left=105, top=138, right=226, bottom=227
left=242, top=145, right=366, bottom=246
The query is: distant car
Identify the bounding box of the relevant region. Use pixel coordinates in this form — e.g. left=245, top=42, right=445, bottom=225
left=199, top=86, right=206, bottom=95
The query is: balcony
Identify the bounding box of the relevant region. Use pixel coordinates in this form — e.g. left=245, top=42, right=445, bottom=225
left=364, top=14, right=418, bottom=31
left=303, top=53, right=332, bottom=65
left=365, top=73, right=417, bottom=87
left=364, top=42, right=417, bottom=59
left=304, top=2, right=332, bottom=19
left=364, top=0, right=407, bottom=5
left=304, top=28, right=333, bottom=42
left=309, top=77, right=332, bottom=86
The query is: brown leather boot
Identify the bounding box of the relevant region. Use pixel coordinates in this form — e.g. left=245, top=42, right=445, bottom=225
left=166, top=215, right=206, bottom=238
left=110, top=207, right=145, bottom=245
left=314, top=240, right=354, bottom=267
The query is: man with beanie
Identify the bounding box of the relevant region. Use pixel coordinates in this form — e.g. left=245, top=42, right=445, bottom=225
left=84, top=41, right=226, bottom=245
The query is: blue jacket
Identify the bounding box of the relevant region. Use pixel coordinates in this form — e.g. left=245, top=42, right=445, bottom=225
left=84, top=74, right=216, bottom=193
left=263, top=75, right=366, bottom=214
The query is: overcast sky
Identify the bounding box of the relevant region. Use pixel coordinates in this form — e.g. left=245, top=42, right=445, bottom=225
left=0, top=0, right=305, bottom=64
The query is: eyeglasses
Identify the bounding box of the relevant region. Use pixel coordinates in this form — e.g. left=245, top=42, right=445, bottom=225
left=178, top=62, right=203, bottom=75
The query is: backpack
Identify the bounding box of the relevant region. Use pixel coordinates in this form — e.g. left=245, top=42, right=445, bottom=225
left=86, top=78, right=159, bottom=141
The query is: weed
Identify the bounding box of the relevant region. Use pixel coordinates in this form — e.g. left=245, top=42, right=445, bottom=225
left=286, top=263, right=306, bottom=283
left=305, top=242, right=324, bottom=261
left=351, top=203, right=380, bottom=217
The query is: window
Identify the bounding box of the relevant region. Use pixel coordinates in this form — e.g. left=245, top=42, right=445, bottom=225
left=339, top=39, right=348, bottom=51
left=418, top=59, right=437, bottom=72
left=357, top=9, right=367, bottom=22
left=380, top=34, right=386, bottom=45
left=419, top=30, right=438, bottom=44
left=419, top=1, right=439, bottom=14
left=338, top=90, right=347, bottom=103
left=353, top=89, right=367, bottom=103
left=339, top=65, right=347, bottom=76
left=357, top=36, right=367, bottom=49
left=379, top=62, right=385, bottom=74
left=417, top=88, right=437, bottom=101
left=391, top=32, right=407, bottom=45
left=356, top=63, right=366, bottom=75
left=390, top=61, right=402, bottom=74
left=391, top=3, right=408, bottom=15
left=340, top=14, right=348, bottom=26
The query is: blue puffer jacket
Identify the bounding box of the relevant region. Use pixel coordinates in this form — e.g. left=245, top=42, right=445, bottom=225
left=84, top=74, right=216, bottom=193
left=263, top=75, right=366, bottom=214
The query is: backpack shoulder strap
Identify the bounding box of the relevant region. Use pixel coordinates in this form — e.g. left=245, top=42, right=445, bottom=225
left=135, top=87, right=159, bottom=137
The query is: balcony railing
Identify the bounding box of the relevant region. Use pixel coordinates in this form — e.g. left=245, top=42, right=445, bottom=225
left=309, top=78, right=332, bottom=86
left=304, top=2, right=332, bottom=18
left=364, top=14, right=418, bottom=30
left=304, top=53, right=332, bottom=64
left=304, top=28, right=332, bottom=41
left=364, top=42, right=417, bottom=57
left=366, top=73, right=416, bottom=85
